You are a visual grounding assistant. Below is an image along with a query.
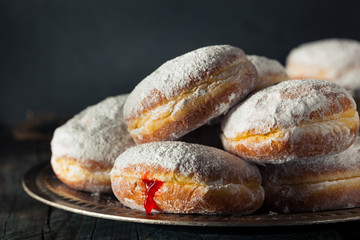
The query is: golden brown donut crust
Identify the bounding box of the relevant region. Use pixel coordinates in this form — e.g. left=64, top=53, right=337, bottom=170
left=222, top=110, right=359, bottom=161
left=110, top=141, right=264, bottom=214
left=263, top=178, right=360, bottom=213
left=260, top=138, right=360, bottom=212
left=124, top=45, right=258, bottom=144
left=51, top=157, right=113, bottom=193
left=221, top=79, right=360, bottom=163
left=112, top=165, right=264, bottom=214
left=132, top=67, right=255, bottom=143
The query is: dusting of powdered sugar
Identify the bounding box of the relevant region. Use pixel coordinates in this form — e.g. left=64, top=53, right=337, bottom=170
left=111, top=141, right=260, bottom=185
left=247, top=55, right=287, bottom=76
left=123, top=45, right=247, bottom=119
left=51, top=94, right=135, bottom=165
left=286, top=39, right=360, bottom=80
left=222, top=79, right=356, bottom=139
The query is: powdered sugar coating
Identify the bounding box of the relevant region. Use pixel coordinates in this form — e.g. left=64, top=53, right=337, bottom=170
left=51, top=94, right=135, bottom=165
left=261, top=137, right=360, bottom=213
left=221, top=79, right=359, bottom=163
left=123, top=45, right=248, bottom=120
left=222, top=79, right=356, bottom=139
left=111, top=141, right=261, bottom=185
left=248, top=55, right=287, bottom=77
left=286, top=39, right=360, bottom=80
left=262, top=137, right=360, bottom=184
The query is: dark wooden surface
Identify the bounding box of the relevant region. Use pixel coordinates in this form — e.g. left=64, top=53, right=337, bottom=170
left=2, top=135, right=360, bottom=240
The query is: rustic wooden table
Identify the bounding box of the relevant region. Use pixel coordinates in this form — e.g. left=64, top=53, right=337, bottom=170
left=1, top=133, right=360, bottom=240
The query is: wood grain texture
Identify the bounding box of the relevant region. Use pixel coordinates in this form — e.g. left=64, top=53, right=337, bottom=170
left=1, top=137, right=360, bottom=239
left=0, top=141, right=49, bottom=240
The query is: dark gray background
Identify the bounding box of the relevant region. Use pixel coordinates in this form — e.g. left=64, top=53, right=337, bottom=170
left=1, top=0, right=360, bottom=125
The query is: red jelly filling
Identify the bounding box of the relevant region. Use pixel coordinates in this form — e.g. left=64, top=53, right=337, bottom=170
left=142, top=178, right=163, bottom=214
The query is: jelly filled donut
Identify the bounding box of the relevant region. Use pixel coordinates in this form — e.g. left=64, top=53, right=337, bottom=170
left=123, top=45, right=258, bottom=144
left=221, top=79, right=359, bottom=164
left=260, top=137, right=360, bottom=213
left=247, top=55, right=288, bottom=91
left=286, top=39, right=360, bottom=83
left=51, top=94, right=135, bottom=193
left=110, top=141, right=264, bottom=214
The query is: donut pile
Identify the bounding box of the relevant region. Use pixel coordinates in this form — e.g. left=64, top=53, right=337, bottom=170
left=51, top=40, right=360, bottom=215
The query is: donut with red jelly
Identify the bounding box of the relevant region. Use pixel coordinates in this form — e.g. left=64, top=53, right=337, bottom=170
left=110, top=141, right=264, bottom=214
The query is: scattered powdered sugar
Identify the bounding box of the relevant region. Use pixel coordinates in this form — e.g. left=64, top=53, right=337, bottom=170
left=111, top=141, right=260, bottom=185
left=123, top=45, right=247, bottom=119
left=247, top=55, right=287, bottom=76
left=222, top=79, right=355, bottom=139
left=51, top=94, right=135, bottom=165
left=286, top=39, right=360, bottom=80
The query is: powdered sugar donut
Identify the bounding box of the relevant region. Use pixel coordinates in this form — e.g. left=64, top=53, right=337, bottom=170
left=124, top=45, right=258, bottom=144
left=247, top=55, right=288, bottom=91
left=51, top=94, right=135, bottom=193
left=221, top=79, right=359, bottom=164
left=110, top=141, right=264, bottom=214
left=286, top=39, right=360, bottom=85
left=261, top=137, right=360, bottom=213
